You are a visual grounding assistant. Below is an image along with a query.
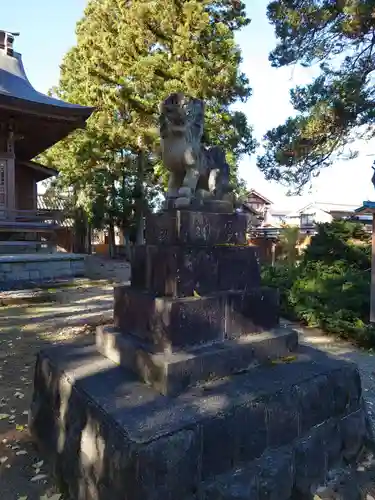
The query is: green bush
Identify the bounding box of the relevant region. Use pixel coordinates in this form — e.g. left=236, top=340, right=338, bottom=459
left=262, top=220, right=375, bottom=347
left=261, top=264, right=298, bottom=317
left=303, top=220, right=371, bottom=269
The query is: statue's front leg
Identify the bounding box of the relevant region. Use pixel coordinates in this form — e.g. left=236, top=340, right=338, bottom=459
left=180, top=167, right=200, bottom=196
left=208, top=168, right=220, bottom=196
left=174, top=167, right=200, bottom=208
left=167, top=170, right=182, bottom=200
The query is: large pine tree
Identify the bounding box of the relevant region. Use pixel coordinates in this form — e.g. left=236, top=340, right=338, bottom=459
left=43, top=0, right=255, bottom=228
left=258, top=0, right=375, bottom=193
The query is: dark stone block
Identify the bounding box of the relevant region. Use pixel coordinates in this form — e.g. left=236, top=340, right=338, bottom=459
left=131, top=244, right=261, bottom=297
left=201, top=411, right=237, bottom=478
left=130, top=244, right=147, bottom=289
left=232, top=402, right=267, bottom=465
left=256, top=448, right=294, bottom=500
left=203, top=466, right=259, bottom=500
left=287, top=362, right=362, bottom=447
left=323, top=418, right=343, bottom=470
left=341, top=408, right=367, bottom=462
left=29, top=354, right=136, bottom=500
left=203, top=448, right=293, bottom=500
left=297, top=365, right=361, bottom=430
left=291, top=417, right=344, bottom=497
left=114, top=287, right=281, bottom=351
left=134, top=429, right=201, bottom=500
left=295, top=373, right=337, bottom=433
left=29, top=344, right=370, bottom=500
left=293, top=424, right=327, bottom=496
left=331, top=366, right=362, bottom=416
left=97, top=326, right=299, bottom=396
left=151, top=245, right=218, bottom=297
left=113, top=287, right=225, bottom=350
left=225, top=288, right=280, bottom=337
left=145, top=210, right=247, bottom=246
left=217, top=246, right=260, bottom=292
left=265, top=390, right=300, bottom=448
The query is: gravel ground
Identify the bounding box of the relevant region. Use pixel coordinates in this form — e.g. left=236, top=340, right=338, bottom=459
left=0, top=283, right=375, bottom=499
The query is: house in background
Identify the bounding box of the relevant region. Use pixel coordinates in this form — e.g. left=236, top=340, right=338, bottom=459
left=241, top=189, right=273, bottom=225
left=243, top=190, right=272, bottom=218
left=263, top=209, right=289, bottom=228
left=286, top=202, right=363, bottom=231
left=246, top=192, right=373, bottom=264
left=244, top=189, right=371, bottom=235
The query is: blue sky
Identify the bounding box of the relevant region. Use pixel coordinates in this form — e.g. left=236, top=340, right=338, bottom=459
left=3, top=0, right=374, bottom=210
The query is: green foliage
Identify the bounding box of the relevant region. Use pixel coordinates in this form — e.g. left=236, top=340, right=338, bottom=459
left=42, top=0, right=256, bottom=229
left=262, top=220, right=375, bottom=347
left=258, top=0, right=375, bottom=192
left=278, top=224, right=300, bottom=264
left=303, top=220, right=371, bottom=269
left=261, top=263, right=298, bottom=316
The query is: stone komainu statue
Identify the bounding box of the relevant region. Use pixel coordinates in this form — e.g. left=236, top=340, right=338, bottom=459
left=159, top=92, right=232, bottom=207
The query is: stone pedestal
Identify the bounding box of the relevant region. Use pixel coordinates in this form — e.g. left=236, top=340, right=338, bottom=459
left=29, top=209, right=375, bottom=500
left=99, top=210, right=296, bottom=395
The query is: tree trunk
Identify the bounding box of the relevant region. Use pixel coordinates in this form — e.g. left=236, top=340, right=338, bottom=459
left=108, top=219, right=115, bottom=258
left=135, top=150, right=145, bottom=245
left=108, top=173, right=117, bottom=258
left=73, top=207, right=87, bottom=254
left=86, top=221, right=92, bottom=255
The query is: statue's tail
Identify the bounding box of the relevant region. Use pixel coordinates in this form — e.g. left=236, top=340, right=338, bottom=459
left=209, top=147, right=230, bottom=178
left=208, top=146, right=232, bottom=196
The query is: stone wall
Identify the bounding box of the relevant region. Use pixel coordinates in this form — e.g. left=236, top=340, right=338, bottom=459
left=85, top=255, right=131, bottom=283
left=0, top=253, right=85, bottom=290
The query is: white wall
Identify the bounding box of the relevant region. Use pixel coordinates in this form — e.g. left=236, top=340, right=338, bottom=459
left=308, top=208, right=333, bottom=224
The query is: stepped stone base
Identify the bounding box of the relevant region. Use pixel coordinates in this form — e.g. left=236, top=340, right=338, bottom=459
left=113, top=286, right=280, bottom=351
left=131, top=244, right=261, bottom=297
left=29, top=343, right=374, bottom=500
left=96, top=325, right=298, bottom=396
left=145, top=210, right=248, bottom=246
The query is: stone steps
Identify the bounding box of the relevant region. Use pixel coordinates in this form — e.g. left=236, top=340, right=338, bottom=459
left=96, top=325, right=298, bottom=396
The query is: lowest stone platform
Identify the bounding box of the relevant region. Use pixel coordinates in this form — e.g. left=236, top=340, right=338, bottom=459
left=29, top=209, right=375, bottom=500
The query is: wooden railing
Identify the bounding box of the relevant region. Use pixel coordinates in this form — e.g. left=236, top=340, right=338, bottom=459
left=0, top=208, right=64, bottom=229
left=0, top=194, right=72, bottom=229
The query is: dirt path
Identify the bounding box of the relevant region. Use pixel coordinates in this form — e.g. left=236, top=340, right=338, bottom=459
left=1, top=284, right=375, bottom=499
left=0, top=282, right=114, bottom=500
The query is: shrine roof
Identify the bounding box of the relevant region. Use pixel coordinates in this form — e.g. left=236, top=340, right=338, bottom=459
left=0, top=48, right=94, bottom=117
left=17, top=160, right=58, bottom=181
left=355, top=201, right=375, bottom=215
left=0, top=32, right=94, bottom=159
